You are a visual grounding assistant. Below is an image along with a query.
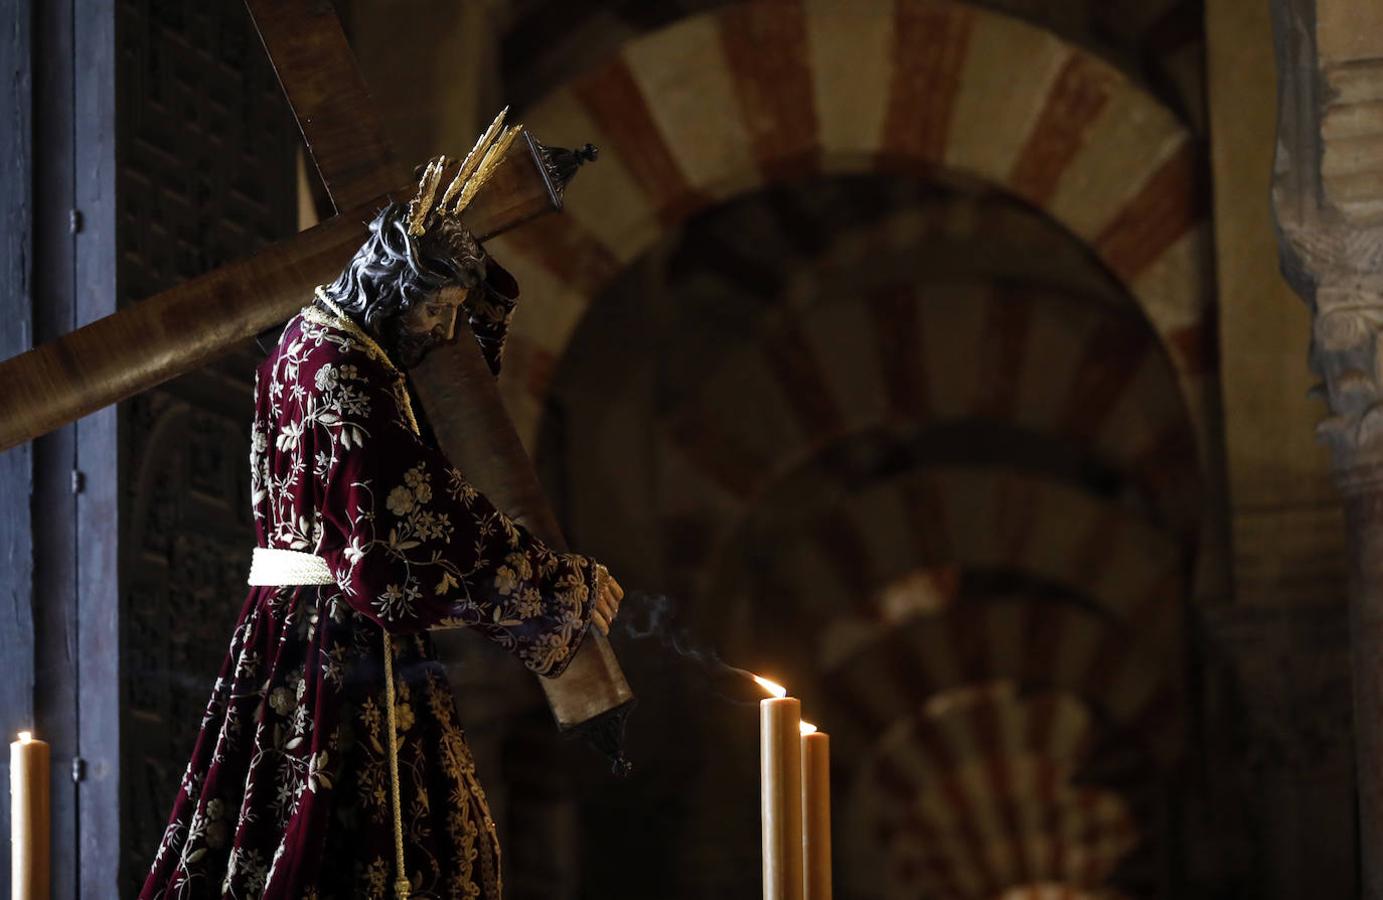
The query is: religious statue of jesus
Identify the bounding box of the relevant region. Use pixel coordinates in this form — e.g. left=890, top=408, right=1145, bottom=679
left=139, top=142, right=625, bottom=900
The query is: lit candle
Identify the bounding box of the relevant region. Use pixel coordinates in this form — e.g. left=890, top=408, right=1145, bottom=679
left=756, top=676, right=803, bottom=900
left=10, top=730, right=50, bottom=900
left=800, top=722, right=831, bottom=899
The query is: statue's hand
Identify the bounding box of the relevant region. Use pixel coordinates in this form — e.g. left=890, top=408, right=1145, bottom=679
left=591, top=565, right=625, bottom=635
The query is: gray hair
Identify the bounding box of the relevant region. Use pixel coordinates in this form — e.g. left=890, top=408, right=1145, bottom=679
left=319, top=202, right=485, bottom=331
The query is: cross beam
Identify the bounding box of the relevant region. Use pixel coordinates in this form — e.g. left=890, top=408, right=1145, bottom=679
left=0, top=0, right=634, bottom=761
left=0, top=126, right=561, bottom=456
left=246, top=0, right=402, bottom=210
left=0, top=0, right=563, bottom=457
left=244, top=0, right=635, bottom=755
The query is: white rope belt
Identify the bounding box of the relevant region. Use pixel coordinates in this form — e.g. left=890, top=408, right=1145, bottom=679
left=247, top=547, right=335, bottom=586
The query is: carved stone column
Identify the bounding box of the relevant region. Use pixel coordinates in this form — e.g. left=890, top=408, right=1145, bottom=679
left=1271, top=1, right=1383, bottom=894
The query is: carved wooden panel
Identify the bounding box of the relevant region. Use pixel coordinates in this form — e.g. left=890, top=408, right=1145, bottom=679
left=115, top=0, right=297, bottom=888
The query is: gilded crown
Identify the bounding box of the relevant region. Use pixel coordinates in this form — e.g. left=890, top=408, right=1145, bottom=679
left=407, top=107, right=521, bottom=241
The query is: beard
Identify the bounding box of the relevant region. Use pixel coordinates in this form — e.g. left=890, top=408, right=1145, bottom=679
left=384, top=317, right=448, bottom=368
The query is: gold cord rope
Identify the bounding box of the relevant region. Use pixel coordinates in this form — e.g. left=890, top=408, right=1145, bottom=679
left=308, top=290, right=415, bottom=898
left=382, top=631, right=411, bottom=900
left=309, top=289, right=421, bottom=436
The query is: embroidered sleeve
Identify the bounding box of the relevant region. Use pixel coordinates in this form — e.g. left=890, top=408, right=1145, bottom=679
left=311, top=338, right=599, bottom=678
left=463, top=256, right=519, bottom=375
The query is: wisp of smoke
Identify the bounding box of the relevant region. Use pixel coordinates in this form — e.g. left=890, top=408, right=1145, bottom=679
left=618, top=591, right=764, bottom=705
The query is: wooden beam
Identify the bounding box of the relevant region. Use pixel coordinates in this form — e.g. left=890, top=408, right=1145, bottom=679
left=0, top=138, right=555, bottom=455
left=245, top=0, right=402, bottom=210
left=413, top=331, right=635, bottom=737
left=243, top=0, right=636, bottom=747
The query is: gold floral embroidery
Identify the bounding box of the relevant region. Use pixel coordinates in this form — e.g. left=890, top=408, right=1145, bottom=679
left=364, top=857, right=390, bottom=898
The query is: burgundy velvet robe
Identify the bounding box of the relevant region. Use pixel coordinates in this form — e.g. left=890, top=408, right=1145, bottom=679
left=140, top=285, right=600, bottom=899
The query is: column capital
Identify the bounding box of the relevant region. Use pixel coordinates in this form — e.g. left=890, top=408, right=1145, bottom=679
left=1272, top=0, right=1383, bottom=477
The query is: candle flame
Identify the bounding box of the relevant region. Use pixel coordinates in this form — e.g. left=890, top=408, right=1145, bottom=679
left=17, top=731, right=31, bottom=743
left=753, top=674, right=787, bottom=698
left=800, top=722, right=818, bottom=735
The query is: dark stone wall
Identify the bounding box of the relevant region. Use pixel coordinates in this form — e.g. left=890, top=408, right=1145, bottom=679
left=114, top=0, right=298, bottom=888
left=0, top=3, right=36, bottom=893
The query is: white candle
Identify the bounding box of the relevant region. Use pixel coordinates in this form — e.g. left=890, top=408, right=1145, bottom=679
left=11, top=731, right=50, bottom=900
left=800, top=723, right=831, bottom=900
left=757, top=677, right=803, bottom=900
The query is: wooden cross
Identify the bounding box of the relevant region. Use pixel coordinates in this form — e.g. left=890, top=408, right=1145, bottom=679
left=0, top=0, right=634, bottom=763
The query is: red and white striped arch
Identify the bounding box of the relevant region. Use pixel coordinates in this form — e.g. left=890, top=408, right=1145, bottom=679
left=843, top=689, right=1145, bottom=898
left=817, top=597, right=1180, bottom=763
left=769, top=200, right=1131, bottom=317
left=498, top=0, right=1205, bottom=134
left=491, top=0, right=1215, bottom=469
left=729, top=466, right=1187, bottom=663
left=655, top=283, right=1196, bottom=607
left=884, top=774, right=1139, bottom=900
left=628, top=189, right=1137, bottom=416
left=662, top=283, right=1195, bottom=513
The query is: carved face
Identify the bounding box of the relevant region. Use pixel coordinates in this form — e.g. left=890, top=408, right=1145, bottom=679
left=390, top=283, right=469, bottom=368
